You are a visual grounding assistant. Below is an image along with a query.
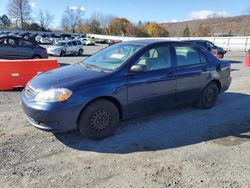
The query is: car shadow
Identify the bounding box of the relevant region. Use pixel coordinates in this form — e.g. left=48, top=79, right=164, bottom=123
left=59, top=63, right=70, bottom=67
left=229, top=60, right=242, bottom=64
left=55, top=92, right=250, bottom=154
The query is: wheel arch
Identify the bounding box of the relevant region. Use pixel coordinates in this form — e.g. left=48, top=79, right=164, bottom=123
left=77, top=96, right=123, bottom=126
left=210, top=79, right=221, bottom=93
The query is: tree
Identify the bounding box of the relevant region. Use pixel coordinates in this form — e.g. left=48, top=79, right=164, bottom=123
left=37, top=10, right=54, bottom=31
left=25, top=22, right=42, bottom=31
left=146, top=22, right=169, bottom=37
left=8, top=0, right=31, bottom=30
left=88, top=19, right=102, bottom=34
left=61, top=6, right=85, bottom=33
left=108, top=18, right=132, bottom=36
left=0, top=15, right=11, bottom=28
left=182, top=25, right=191, bottom=37
left=193, top=24, right=211, bottom=37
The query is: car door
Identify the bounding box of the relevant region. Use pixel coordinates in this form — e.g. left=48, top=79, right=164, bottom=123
left=16, top=39, right=34, bottom=59
left=173, top=45, right=210, bottom=103
left=0, top=37, right=18, bottom=59
left=72, top=41, right=78, bottom=54
left=66, top=41, right=73, bottom=55
left=127, top=45, right=176, bottom=115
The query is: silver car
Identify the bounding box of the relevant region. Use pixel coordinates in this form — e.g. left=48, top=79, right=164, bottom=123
left=47, top=40, right=84, bottom=56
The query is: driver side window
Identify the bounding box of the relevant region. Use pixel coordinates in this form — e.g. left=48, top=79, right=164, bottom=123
left=135, top=46, right=171, bottom=71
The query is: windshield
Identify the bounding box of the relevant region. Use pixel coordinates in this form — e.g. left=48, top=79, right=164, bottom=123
left=57, top=42, right=66, bottom=46
left=82, top=43, right=143, bottom=71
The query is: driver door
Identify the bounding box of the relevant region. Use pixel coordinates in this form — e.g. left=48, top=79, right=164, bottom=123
left=127, top=45, right=176, bottom=115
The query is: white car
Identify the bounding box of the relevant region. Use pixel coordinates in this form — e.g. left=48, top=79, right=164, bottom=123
left=80, top=38, right=95, bottom=45
left=47, top=40, right=84, bottom=56
left=40, top=37, right=53, bottom=44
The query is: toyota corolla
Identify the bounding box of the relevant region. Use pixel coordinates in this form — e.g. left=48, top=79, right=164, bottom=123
left=21, top=40, right=231, bottom=140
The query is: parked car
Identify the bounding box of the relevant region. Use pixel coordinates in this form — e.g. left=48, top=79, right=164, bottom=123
left=0, top=36, right=48, bottom=59
left=39, top=37, right=53, bottom=44
left=21, top=40, right=231, bottom=140
left=81, top=38, right=95, bottom=45
left=47, top=39, right=84, bottom=56
left=184, top=40, right=227, bottom=58
left=95, top=38, right=108, bottom=44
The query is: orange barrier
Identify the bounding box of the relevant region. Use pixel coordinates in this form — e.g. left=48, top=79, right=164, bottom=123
left=244, top=51, right=250, bottom=67
left=0, top=59, right=59, bottom=90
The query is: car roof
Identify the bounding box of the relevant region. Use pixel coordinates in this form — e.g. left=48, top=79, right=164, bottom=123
left=182, top=40, right=209, bottom=43
left=122, top=39, right=203, bottom=46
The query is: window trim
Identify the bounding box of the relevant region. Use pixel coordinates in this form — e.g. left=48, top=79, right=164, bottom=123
left=130, top=45, right=173, bottom=73
left=173, top=45, right=208, bottom=67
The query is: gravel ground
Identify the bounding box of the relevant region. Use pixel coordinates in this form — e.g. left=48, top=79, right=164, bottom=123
left=0, top=45, right=250, bottom=188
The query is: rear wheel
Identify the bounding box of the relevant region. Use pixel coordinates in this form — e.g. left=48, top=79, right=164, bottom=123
left=197, top=82, right=219, bottom=109
left=78, top=49, right=83, bottom=56
left=60, top=51, right=66, bottom=57
left=33, top=55, right=41, bottom=59
left=78, top=99, right=119, bottom=140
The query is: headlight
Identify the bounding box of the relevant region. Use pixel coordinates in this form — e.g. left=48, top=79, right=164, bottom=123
left=34, top=88, right=72, bottom=103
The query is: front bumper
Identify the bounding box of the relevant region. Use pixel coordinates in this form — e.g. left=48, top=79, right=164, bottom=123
left=221, top=77, right=232, bottom=92
left=21, top=91, right=83, bottom=133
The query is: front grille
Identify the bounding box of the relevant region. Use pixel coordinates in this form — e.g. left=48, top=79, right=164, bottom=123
left=25, top=84, right=38, bottom=100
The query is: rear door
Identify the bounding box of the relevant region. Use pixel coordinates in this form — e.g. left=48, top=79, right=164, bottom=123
left=0, top=37, right=18, bottom=59
left=173, top=45, right=210, bottom=103
left=66, top=41, right=73, bottom=55
left=72, top=41, right=78, bottom=54
left=16, top=39, right=34, bottom=59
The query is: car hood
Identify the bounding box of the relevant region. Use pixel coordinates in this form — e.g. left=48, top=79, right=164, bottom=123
left=47, top=46, right=64, bottom=51
left=29, top=64, right=107, bottom=91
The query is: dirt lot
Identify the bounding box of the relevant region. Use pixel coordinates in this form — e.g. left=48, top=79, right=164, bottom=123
left=0, top=45, right=250, bottom=188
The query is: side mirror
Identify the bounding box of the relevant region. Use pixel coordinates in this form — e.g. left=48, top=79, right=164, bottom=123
left=207, top=47, right=211, bottom=51
left=129, top=64, right=146, bottom=74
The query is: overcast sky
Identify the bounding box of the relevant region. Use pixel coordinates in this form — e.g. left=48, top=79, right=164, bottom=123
left=0, top=0, right=249, bottom=28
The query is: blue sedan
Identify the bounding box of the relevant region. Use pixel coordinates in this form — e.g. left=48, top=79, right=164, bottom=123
left=21, top=40, right=232, bottom=140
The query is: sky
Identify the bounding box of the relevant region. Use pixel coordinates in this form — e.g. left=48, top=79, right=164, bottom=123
left=0, top=0, right=249, bottom=29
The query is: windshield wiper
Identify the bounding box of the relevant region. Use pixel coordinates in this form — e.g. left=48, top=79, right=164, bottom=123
left=80, top=63, right=108, bottom=73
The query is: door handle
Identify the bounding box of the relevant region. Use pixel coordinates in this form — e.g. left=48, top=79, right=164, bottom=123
left=166, top=72, right=174, bottom=77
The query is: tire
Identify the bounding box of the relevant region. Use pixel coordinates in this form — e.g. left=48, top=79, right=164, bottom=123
left=60, top=51, right=66, bottom=57
left=78, top=49, right=83, bottom=56
left=33, top=55, right=41, bottom=59
left=78, top=99, right=119, bottom=140
left=197, top=82, right=219, bottom=109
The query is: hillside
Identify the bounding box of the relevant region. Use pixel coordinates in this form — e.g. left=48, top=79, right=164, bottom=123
left=161, top=15, right=250, bottom=37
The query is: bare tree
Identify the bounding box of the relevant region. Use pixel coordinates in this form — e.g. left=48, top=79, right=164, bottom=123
left=61, top=6, right=85, bottom=33
left=37, top=10, right=54, bottom=31
left=7, top=0, right=31, bottom=29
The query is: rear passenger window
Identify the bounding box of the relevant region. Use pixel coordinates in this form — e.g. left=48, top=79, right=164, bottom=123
left=175, top=46, right=205, bottom=66
left=67, top=42, right=73, bottom=46
left=19, top=40, right=33, bottom=46
left=72, top=41, right=77, bottom=46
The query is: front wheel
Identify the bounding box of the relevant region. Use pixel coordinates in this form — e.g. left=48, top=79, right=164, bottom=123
left=78, top=99, right=119, bottom=140
left=197, top=82, right=219, bottom=109
left=60, top=51, right=66, bottom=57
